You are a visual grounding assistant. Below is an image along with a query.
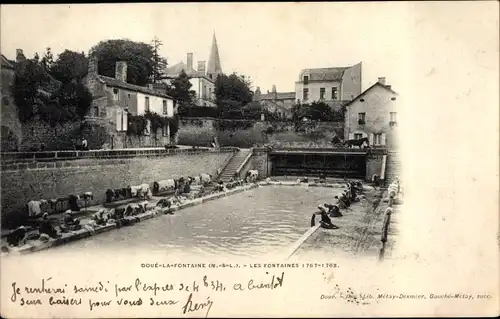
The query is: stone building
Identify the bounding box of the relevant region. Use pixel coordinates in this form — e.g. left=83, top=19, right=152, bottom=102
left=84, top=56, right=176, bottom=148
left=164, top=32, right=223, bottom=108
left=253, top=85, right=295, bottom=119
left=295, top=62, right=362, bottom=110
left=344, top=77, right=399, bottom=149
left=1, top=53, right=22, bottom=151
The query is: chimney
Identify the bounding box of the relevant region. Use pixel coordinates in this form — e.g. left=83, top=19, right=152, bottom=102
left=16, top=49, right=25, bottom=63
left=378, top=77, right=386, bottom=85
left=386, top=85, right=392, bottom=90
left=187, top=53, right=193, bottom=70
left=197, top=61, right=206, bottom=74
left=272, top=84, right=276, bottom=93
left=254, top=87, right=261, bottom=102
left=88, top=55, right=98, bottom=76
left=115, top=61, right=127, bottom=82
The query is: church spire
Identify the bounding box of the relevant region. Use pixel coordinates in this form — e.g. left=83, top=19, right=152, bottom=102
left=207, top=31, right=223, bottom=80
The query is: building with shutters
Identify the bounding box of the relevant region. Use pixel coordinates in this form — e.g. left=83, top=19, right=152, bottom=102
left=344, top=77, right=399, bottom=150
left=84, top=56, right=175, bottom=146
left=163, top=32, right=223, bottom=107
left=295, top=62, right=362, bottom=110
left=253, top=85, right=295, bottom=119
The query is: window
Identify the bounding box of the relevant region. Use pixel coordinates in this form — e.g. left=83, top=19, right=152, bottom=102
left=320, top=88, right=325, bottom=100
left=354, top=133, right=363, bottom=140
left=332, top=87, right=338, bottom=100
left=203, top=85, right=207, bottom=99
left=128, top=94, right=131, bottom=99
left=208, top=88, right=212, bottom=99
left=390, top=112, right=397, bottom=122
left=374, top=133, right=382, bottom=145
left=94, top=106, right=99, bottom=117
left=390, top=112, right=397, bottom=126
left=113, top=88, right=120, bottom=101
left=303, top=88, right=309, bottom=101
left=163, top=100, right=168, bottom=115
left=303, top=75, right=309, bottom=84
left=360, top=99, right=365, bottom=102
left=358, top=112, right=366, bottom=125
left=145, top=97, right=150, bottom=112
left=2, top=96, right=10, bottom=105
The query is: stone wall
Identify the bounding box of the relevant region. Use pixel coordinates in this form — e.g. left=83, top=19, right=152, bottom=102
left=1, top=66, right=23, bottom=151
left=177, top=117, right=344, bottom=148
left=366, top=154, right=385, bottom=181
left=1, top=152, right=232, bottom=221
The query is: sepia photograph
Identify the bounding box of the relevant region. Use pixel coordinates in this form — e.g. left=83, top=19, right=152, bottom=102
left=0, top=2, right=498, bottom=318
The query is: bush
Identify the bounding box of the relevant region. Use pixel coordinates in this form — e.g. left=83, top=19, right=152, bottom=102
left=215, top=119, right=254, bottom=131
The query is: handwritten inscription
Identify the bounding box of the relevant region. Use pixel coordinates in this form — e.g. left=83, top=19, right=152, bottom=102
left=9, top=271, right=286, bottom=316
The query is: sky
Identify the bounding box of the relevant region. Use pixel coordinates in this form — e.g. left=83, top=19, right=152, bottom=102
left=1, top=2, right=412, bottom=93
left=0, top=2, right=497, bottom=99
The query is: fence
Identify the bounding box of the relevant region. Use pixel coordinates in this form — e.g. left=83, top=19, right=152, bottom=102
left=0, top=146, right=239, bottom=165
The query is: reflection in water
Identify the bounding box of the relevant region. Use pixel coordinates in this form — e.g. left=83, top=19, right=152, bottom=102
left=46, top=187, right=336, bottom=257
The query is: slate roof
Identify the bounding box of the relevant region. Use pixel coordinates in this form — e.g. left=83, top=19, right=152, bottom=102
left=164, top=62, right=213, bottom=82
left=1, top=54, right=15, bottom=69
left=260, top=92, right=296, bottom=100
left=207, top=32, right=223, bottom=76
left=298, top=66, right=350, bottom=82
left=345, top=82, right=398, bottom=107
left=97, top=75, right=173, bottom=99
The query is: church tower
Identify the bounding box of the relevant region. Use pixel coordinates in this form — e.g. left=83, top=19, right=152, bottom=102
left=207, top=31, right=223, bottom=80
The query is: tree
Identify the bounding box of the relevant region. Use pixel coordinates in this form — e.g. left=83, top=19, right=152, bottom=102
left=41, top=47, right=54, bottom=72
left=291, top=101, right=345, bottom=122
left=33, top=53, right=40, bottom=63
left=89, top=39, right=157, bottom=86
left=13, top=59, right=51, bottom=123
left=167, top=70, right=195, bottom=114
left=51, top=50, right=89, bottom=83
left=214, top=73, right=253, bottom=118
left=150, top=37, right=168, bottom=83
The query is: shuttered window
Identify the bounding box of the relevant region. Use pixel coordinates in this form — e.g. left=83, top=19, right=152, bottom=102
left=122, top=111, right=128, bottom=131
left=116, top=110, right=122, bottom=131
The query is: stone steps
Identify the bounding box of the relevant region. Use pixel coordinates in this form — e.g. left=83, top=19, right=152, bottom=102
left=219, top=150, right=252, bottom=182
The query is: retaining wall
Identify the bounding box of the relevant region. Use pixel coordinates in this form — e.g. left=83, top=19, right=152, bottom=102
left=177, top=117, right=344, bottom=148
left=1, top=152, right=233, bottom=223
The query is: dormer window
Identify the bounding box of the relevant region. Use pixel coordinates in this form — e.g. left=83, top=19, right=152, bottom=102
left=303, top=75, right=309, bottom=85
